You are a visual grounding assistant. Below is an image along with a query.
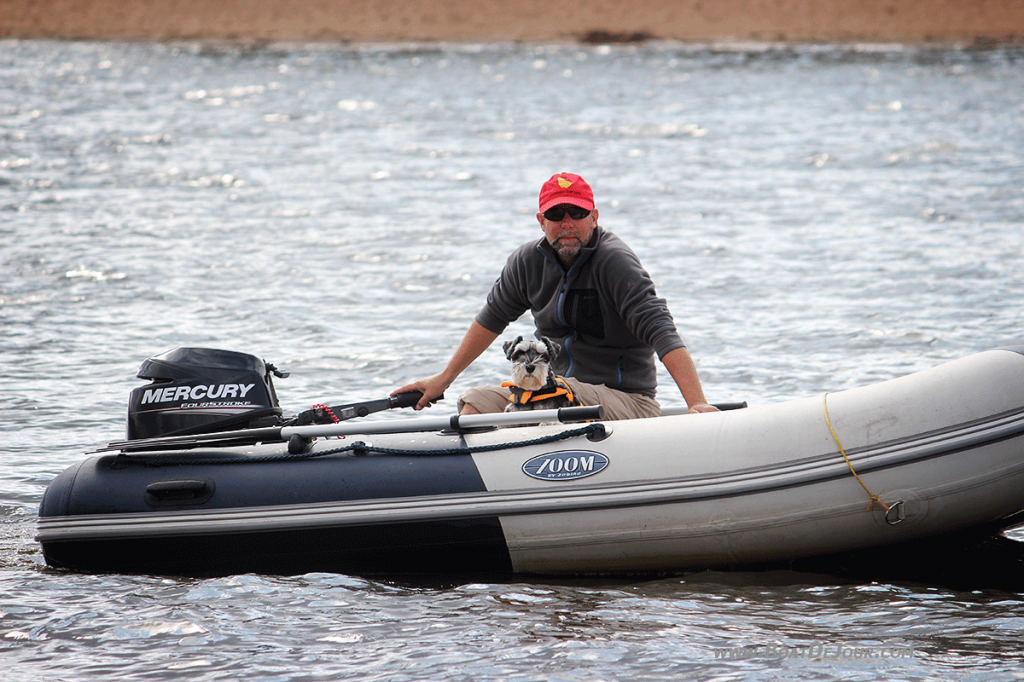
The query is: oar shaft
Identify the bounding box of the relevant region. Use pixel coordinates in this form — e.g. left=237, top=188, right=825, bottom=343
left=281, top=405, right=604, bottom=438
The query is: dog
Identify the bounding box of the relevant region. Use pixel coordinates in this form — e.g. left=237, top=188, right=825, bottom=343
left=501, top=335, right=580, bottom=412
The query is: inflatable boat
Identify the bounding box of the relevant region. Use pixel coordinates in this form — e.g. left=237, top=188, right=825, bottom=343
left=37, top=345, right=1024, bottom=578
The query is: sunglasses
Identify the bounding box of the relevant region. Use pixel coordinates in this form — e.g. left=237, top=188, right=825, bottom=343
left=543, top=205, right=592, bottom=222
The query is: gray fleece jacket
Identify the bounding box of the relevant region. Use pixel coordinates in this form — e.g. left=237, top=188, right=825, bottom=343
left=475, top=226, right=685, bottom=398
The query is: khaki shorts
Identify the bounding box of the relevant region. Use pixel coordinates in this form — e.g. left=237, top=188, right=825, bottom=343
left=458, top=377, right=661, bottom=421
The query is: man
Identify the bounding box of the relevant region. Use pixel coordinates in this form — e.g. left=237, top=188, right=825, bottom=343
left=395, top=172, right=717, bottom=420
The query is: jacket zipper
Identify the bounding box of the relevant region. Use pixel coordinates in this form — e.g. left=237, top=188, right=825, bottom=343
left=538, top=243, right=579, bottom=378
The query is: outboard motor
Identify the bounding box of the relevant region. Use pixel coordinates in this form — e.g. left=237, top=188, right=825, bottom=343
left=126, top=347, right=288, bottom=440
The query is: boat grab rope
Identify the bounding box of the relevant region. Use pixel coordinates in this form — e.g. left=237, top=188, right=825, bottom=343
left=112, top=423, right=607, bottom=468
left=823, top=393, right=893, bottom=514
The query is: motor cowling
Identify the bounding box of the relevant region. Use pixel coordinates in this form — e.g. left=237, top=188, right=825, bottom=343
left=127, top=347, right=286, bottom=440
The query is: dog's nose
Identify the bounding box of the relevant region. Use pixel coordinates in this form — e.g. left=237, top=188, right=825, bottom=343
left=525, top=364, right=535, bottom=373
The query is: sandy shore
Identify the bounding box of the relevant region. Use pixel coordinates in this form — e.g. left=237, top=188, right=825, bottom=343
left=6, top=0, right=1024, bottom=43
left=3, top=0, right=1024, bottom=44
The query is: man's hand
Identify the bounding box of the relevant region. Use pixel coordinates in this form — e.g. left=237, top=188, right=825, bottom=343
left=392, top=321, right=500, bottom=411
left=392, top=374, right=451, bottom=410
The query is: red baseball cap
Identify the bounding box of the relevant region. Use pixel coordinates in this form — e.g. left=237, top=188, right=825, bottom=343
left=538, top=173, right=595, bottom=213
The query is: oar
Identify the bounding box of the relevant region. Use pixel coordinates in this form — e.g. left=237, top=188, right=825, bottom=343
left=105, top=390, right=431, bottom=453
left=105, top=399, right=603, bottom=453
left=281, top=405, right=603, bottom=440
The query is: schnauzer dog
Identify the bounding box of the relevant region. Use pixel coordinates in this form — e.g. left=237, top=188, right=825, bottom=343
left=501, top=335, right=580, bottom=412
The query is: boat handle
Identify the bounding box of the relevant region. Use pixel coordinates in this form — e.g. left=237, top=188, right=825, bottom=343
left=884, top=499, right=906, bottom=525
left=145, top=478, right=215, bottom=506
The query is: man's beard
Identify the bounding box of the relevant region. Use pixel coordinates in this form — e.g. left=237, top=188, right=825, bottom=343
left=551, top=236, right=582, bottom=261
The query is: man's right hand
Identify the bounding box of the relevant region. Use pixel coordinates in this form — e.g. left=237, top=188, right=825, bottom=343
left=392, top=321, right=500, bottom=410
left=392, top=374, right=451, bottom=410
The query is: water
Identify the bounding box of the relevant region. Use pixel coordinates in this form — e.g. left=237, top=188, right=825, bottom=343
left=3, top=39, right=1024, bottom=680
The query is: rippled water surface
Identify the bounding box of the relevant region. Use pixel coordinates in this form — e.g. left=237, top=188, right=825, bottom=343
left=2, top=39, right=1024, bottom=681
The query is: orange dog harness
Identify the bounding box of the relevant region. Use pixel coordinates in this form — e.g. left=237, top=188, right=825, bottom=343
left=502, top=377, right=579, bottom=406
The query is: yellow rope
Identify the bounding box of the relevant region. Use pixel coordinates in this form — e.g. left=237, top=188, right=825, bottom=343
left=823, top=393, right=891, bottom=513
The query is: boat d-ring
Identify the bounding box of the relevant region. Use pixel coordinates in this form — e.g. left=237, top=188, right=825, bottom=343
left=884, top=499, right=906, bottom=525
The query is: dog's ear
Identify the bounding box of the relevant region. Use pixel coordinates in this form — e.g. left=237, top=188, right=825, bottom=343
left=503, top=336, right=523, bottom=360
left=541, top=336, right=561, bottom=359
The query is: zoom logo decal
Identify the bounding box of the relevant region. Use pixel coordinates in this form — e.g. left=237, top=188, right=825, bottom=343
left=523, top=451, right=609, bottom=481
